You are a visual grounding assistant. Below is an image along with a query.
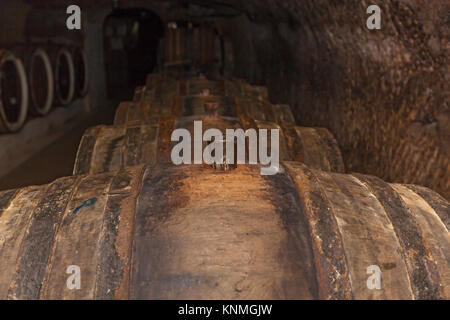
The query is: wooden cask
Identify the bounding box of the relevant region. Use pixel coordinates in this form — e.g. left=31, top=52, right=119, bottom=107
left=47, top=45, right=75, bottom=106
left=235, top=98, right=345, bottom=172
left=77, top=98, right=343, bottom=175
left=104, top=73, right=343, bottom=174
left=0, top=162, right=448, bottom=299
left=0, top=49, right=28, bottom=132
left=162, top=23, right=223, bottom=73
left=163, top=26, right=188, bottom=67
left=11, top=45, right=54, bottom=116
left=190, top=25, right=216, bottom=68
left=137, top=75, right=261, bottom=105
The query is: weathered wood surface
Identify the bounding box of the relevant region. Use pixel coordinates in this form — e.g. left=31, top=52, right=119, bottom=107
left=74, top=124, right=159, bottom=175
left=0, top=162, right=448, bottom=300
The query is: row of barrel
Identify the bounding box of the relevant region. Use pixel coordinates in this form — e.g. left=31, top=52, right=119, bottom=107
left=0, top=66, right=447, bottom=300
left=0, top=44, right=88, bottom=133
left=73, top=71, right=345, bottom=175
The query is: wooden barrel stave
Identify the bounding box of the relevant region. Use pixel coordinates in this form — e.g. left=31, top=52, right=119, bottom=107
left=287, top=126, right=333, bottom=171
left=74, top=124, right=159, bottom=175
left=0, top=162, right=448, bottom=300
left=354, top=173, right=444, bottom=299
left=0, top=186, right=44, bottom=298
left=391, top=183, right=450, bottom=298
left=285, top=162, right=449, bottom=300
left=315, top=169, right=414, bottom=299
left=73, top=126, right=102, bottom=175
left=7, top=176, right=79, bottom=300
left=40, top=172, right=118, bottom=300
left=404, top=184, right=449, bottom=230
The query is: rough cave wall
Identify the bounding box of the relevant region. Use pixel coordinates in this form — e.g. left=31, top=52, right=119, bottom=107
left=221, top=0, right=449, bottom=199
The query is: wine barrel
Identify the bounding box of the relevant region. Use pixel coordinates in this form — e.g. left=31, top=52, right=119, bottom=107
left=235, top=98, right=345, bottom=172
left=72, top=46, right=88, bottom=98
left=162, top=22, right=223, bottom=72
left=0, top=49, right=28, bottom=132
left=48, top=45, right=75, bottom=106
left=137, top=74, right=267, bottom=106
left=190, top=25, right=216, bottom=68
left=75, top=107, right=343, bottom=175
left=145, top=74, right=227, bottom=98
left=11, top=46, right=54, bottom=116
left=0, top=162, right=448, bottom=300
left=241, top=82, right=269, bottom=101
left=164, top=24, right=188, bottom=67
left=107, top=81, right=343, bottom=172
left=28, top=47, right=54, bottom=116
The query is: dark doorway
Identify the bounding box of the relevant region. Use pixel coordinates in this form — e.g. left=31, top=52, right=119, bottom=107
left=103, top=8, right=164, bottom=100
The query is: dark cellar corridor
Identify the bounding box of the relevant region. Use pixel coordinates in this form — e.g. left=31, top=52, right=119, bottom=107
left=0, top=0, right=448, bottom=301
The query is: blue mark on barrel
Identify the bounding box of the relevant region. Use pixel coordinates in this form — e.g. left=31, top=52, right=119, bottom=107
left=73, top=198, right=97, bottom=215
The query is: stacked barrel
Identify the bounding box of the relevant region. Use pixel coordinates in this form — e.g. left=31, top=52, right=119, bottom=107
left=0, top=44, right=88, bottom=133
left=0, top=22, right=448, bottom=300
left=73, top=71, right=345, bottom=175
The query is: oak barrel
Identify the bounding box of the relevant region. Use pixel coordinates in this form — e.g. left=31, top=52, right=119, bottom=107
left=76, top=97, right=344, bottom=175
left=190, top=25, right=217, bottom=68
left=11, top=45, right=54, bottom=116
left=0, top=49, right=28, bottom=132
left=137, top=74, right=260, bottom=105
left=163, top=24, right=188, bottom=67
left=0, top=162, right=448, bottom=299
left=48, top=45, right=75, bottom=106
